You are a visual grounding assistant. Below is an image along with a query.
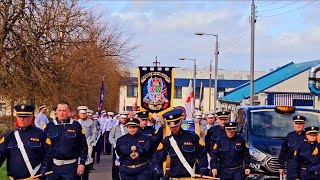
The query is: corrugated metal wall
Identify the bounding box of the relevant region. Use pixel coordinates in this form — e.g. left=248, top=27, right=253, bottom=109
left=267, top=93, right=313, bottom=106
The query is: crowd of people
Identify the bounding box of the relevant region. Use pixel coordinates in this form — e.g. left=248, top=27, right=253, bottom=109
left=0, top=102, right=320, bottom=180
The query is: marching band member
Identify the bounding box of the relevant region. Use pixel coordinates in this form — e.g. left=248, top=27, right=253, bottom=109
left=137, top=111, right=156, bottom=137
left=109, top=112, right=129, bottom=180
left=152, top=109, right=208, bottom=178
left=76, top=106, right=97, bottom=180
left=116, top=118, right=152, bottom=179
left=44, top=101, right=88, bottom=179
left=35, top=105, right=49, bottom=130
left=0, top=104, right=51, bottom=179
left=211, top=122, right=251, bottom=179
left=205, top=111, right=230, bottom=154
left=279, top=115, right=306, bottom=180
left=102, top=112, right=115, bottom=155
left=293, top=126, right=320, bottom=179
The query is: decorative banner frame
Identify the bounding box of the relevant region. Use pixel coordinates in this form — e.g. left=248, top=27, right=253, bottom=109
left=138, top=66, right=175, bottom=114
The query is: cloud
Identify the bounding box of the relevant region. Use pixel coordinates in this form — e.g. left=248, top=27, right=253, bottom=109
left=87, top=1, right=320, bottom=71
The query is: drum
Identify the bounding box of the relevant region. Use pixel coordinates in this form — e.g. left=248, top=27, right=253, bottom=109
left=171, top=177, right=210, bottom=180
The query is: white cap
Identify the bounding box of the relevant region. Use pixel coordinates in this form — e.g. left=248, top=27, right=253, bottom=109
left=205, top=110, right=215, bottom=115
left=194, top=111, right=202, bottom=116
left=39, top=105, right=47, bottom=110
left=101, top=110, right=106, bottom=114
left=92, top=114, right=98, bottom=119
left=77, top=106, right=88, bottom=114
left=120, top=114, right=127, bottom=118
left=207, top=114, right=215, bottom=118
left=87, top=109, right=94, bottom=114
left=107, top=112, right=114, bottom=116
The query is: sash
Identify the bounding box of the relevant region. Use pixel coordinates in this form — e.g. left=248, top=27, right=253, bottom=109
left=120, top=125, right=125, bottom=135
left=169, top=136, right=195, bottom=177
left=14, top=131, right=41, bottom=176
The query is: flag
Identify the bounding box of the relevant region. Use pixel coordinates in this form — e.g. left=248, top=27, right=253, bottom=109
left=199, top=81, right=204, bottom=112
left=185, top=79, right=194, bottom=119
left=132, top=92, right=138, bottom=111
left=97, top=81, right=104, bottom=118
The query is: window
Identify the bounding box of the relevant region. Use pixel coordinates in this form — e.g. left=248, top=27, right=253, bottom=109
left=174, top=86, right=182, bottom=99
left=127, top=85, right=138, bottom=97
left=0, top=103, right=6, bottom=117
left=126, top=106, right=133, bottom=111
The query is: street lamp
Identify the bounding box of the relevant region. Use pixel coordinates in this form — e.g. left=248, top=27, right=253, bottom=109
left=195, top=32, right=219, bottom=112
left=179, top=58, right=196, bottom=111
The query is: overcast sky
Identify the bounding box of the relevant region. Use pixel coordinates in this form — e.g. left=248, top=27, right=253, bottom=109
left=84, top=1, right=320, bottom=72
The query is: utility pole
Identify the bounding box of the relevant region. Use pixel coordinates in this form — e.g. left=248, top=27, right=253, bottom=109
left=209, top=60, right=212, bottom=110
left=250, top=0, right=256, bottom=105
left=214, top=35, right=219, bottom=111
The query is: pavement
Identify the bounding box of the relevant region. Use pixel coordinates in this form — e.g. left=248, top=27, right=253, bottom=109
left=89, top=154, right=113, bottom=180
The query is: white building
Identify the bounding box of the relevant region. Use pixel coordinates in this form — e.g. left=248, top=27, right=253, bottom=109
left=220, top=60, right=320, bottom=115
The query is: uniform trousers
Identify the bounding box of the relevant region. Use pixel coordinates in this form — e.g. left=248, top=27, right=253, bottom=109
left=51, top=162, right=78, bottom=180
left=299, top=169, right=320, bottom=180
left=95, top=135, right=103, bottom=163
left=220, top=167, right=244, bottom=180
left=119, top=163, right=151, bottom=180
left=103, top=131, right=112, bottom=154
left=286, top=160, right=298, bottom=180
left=112, top=148, right=120, bottom=180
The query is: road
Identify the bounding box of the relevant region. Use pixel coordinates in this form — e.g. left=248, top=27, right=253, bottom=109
left=90, top=154, right=113, bottom=180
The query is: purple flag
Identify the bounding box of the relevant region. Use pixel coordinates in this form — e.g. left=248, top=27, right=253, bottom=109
left=97, top=81, right=104, bottom=118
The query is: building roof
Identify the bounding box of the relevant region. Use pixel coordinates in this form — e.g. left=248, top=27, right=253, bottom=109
left=128, top=77, right=248, bottom=88
left=220, top=60, right=320, bottom=104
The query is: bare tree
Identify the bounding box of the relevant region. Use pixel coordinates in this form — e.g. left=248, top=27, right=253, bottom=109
left=0, top=0, right=136, bottom=112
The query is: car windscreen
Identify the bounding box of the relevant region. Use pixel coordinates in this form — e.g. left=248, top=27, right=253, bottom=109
left=250, top=109, right=320, bottom=138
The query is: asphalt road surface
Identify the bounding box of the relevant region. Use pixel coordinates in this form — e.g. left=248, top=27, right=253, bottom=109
left=90, top=154, right=113, bottom=180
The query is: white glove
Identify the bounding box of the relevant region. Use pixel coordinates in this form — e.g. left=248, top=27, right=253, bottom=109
left=115, top=159, right=120, bottom=166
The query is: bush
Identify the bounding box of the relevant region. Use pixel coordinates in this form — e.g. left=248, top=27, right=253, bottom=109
left=0, top=161, right=7, bottom=179
left=0, top=116, right=12, bottom=124
left=0, top=124, right=14, bottom=137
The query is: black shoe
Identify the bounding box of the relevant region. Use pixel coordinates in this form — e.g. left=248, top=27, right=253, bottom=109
left=91, top=168, right=96, bottom=170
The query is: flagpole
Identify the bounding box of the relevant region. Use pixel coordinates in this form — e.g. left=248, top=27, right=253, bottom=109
left=198, top=82, right=202, bottom=110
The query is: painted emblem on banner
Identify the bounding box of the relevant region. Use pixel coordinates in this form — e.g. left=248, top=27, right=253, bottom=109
left=143, top=77, right=169, bottom=111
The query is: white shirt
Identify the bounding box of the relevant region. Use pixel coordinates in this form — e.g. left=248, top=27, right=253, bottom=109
left=98, top=117, right=107, bottom=131
left=35, top=112, right=49, bottom=129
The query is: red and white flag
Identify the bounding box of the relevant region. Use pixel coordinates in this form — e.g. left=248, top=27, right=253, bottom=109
left=185, top=79, right=194, bottom=119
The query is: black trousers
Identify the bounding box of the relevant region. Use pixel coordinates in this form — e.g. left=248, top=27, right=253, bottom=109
left=51, top=162, right=78, bottom=180
left=95, top=135, right=103, bottom=162
left=103, top=131, right=112, bottom=154
left=112, top=148, right=120, bottom=180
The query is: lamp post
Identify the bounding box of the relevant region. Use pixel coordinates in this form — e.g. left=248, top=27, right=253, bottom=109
left=179, top=58, right=196, bottom=110
left=195, top=32, right=219, bottom=112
